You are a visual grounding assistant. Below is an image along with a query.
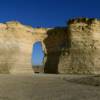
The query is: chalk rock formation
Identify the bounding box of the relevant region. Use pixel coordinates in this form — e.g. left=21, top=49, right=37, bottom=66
left=0, top=18, right=100, bottom=74
left=0, top=21, right=47, bottom=74
left=0, top=21, right=67, bottom=74
left=59, top=18, right=100, bottom=74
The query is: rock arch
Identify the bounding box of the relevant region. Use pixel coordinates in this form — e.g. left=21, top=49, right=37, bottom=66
left=1, top=18, right=100, bottom=75
left=0, top=21, right=68, bottom=74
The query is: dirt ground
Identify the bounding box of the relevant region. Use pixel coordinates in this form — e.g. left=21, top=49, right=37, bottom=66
left=0, top=74, right=100, bottom=100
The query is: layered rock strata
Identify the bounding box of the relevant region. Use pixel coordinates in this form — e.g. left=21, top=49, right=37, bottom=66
left=0, top=18, right=100, bottom=74
left=59, top=18, right=100, bottom=74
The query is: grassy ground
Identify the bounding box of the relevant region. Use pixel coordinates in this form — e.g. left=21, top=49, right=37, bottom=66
left=0, top=74, right=100, bottom=100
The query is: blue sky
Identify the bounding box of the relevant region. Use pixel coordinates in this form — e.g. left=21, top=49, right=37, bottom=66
left=0, top=0, right=100, bottom=27
left=0, top=0, right=100, bottom=65
left=32, top=42, right=44, bottom=66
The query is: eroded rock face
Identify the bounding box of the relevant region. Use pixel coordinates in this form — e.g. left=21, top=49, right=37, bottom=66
left=0, top=18, right=100, bottom=74
left=59, top=18, right=100, bottom=74
left=0, top=21, right=68, bottom=74
left=0, top=21, right=48, bottom=74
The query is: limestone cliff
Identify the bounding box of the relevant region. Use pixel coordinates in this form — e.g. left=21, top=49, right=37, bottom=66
left=0, top=20, right=68, bottom=74
left=0, top=21, right=47, bottom=74
left=0, top=18, right=100, bottom=74
left=59, top=18, right=100, bottom=74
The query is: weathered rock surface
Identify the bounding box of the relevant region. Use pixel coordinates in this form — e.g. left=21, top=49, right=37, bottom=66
left=0, top=21, right=47, bottom=74
left=0, top=21, right=68, bottom=74
left=0, top=18, right=100, bottom=74
left=59, top=18, right=100, bottom=74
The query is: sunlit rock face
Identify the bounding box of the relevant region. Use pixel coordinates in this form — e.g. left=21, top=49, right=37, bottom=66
left=0, top=20, right=68, bottom=74
left=0, top=21, right=47, bottom=74
left=0, top=18, right=100, bottom=74
left=59, top=18, right=100, bottom=74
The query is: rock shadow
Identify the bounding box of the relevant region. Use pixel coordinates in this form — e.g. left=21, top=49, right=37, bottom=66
left=43, top=27, right=70, bottom=74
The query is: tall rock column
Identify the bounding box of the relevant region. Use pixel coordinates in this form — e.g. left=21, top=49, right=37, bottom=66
left=67, top=18, right=97, bottom=74
left=58, top=18, right=100, bottom=74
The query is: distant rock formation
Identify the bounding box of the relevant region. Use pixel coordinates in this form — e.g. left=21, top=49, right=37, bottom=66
left=0, top=18, right=100, bottom=74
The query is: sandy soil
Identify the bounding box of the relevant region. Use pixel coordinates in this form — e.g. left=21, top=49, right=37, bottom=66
left=0, top=74, right=100, bottom=100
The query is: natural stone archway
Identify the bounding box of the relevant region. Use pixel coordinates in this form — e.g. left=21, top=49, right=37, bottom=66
left=0, top=21, right=48, bottom=74
left=32, top=41, right=46, bottom=73
left=0, top=21, right=68, bottom=74
left=0, top=18, right=100, bottom=74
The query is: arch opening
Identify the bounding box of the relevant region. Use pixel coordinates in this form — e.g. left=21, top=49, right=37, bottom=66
left=32, top=41, right=45, bottom=73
